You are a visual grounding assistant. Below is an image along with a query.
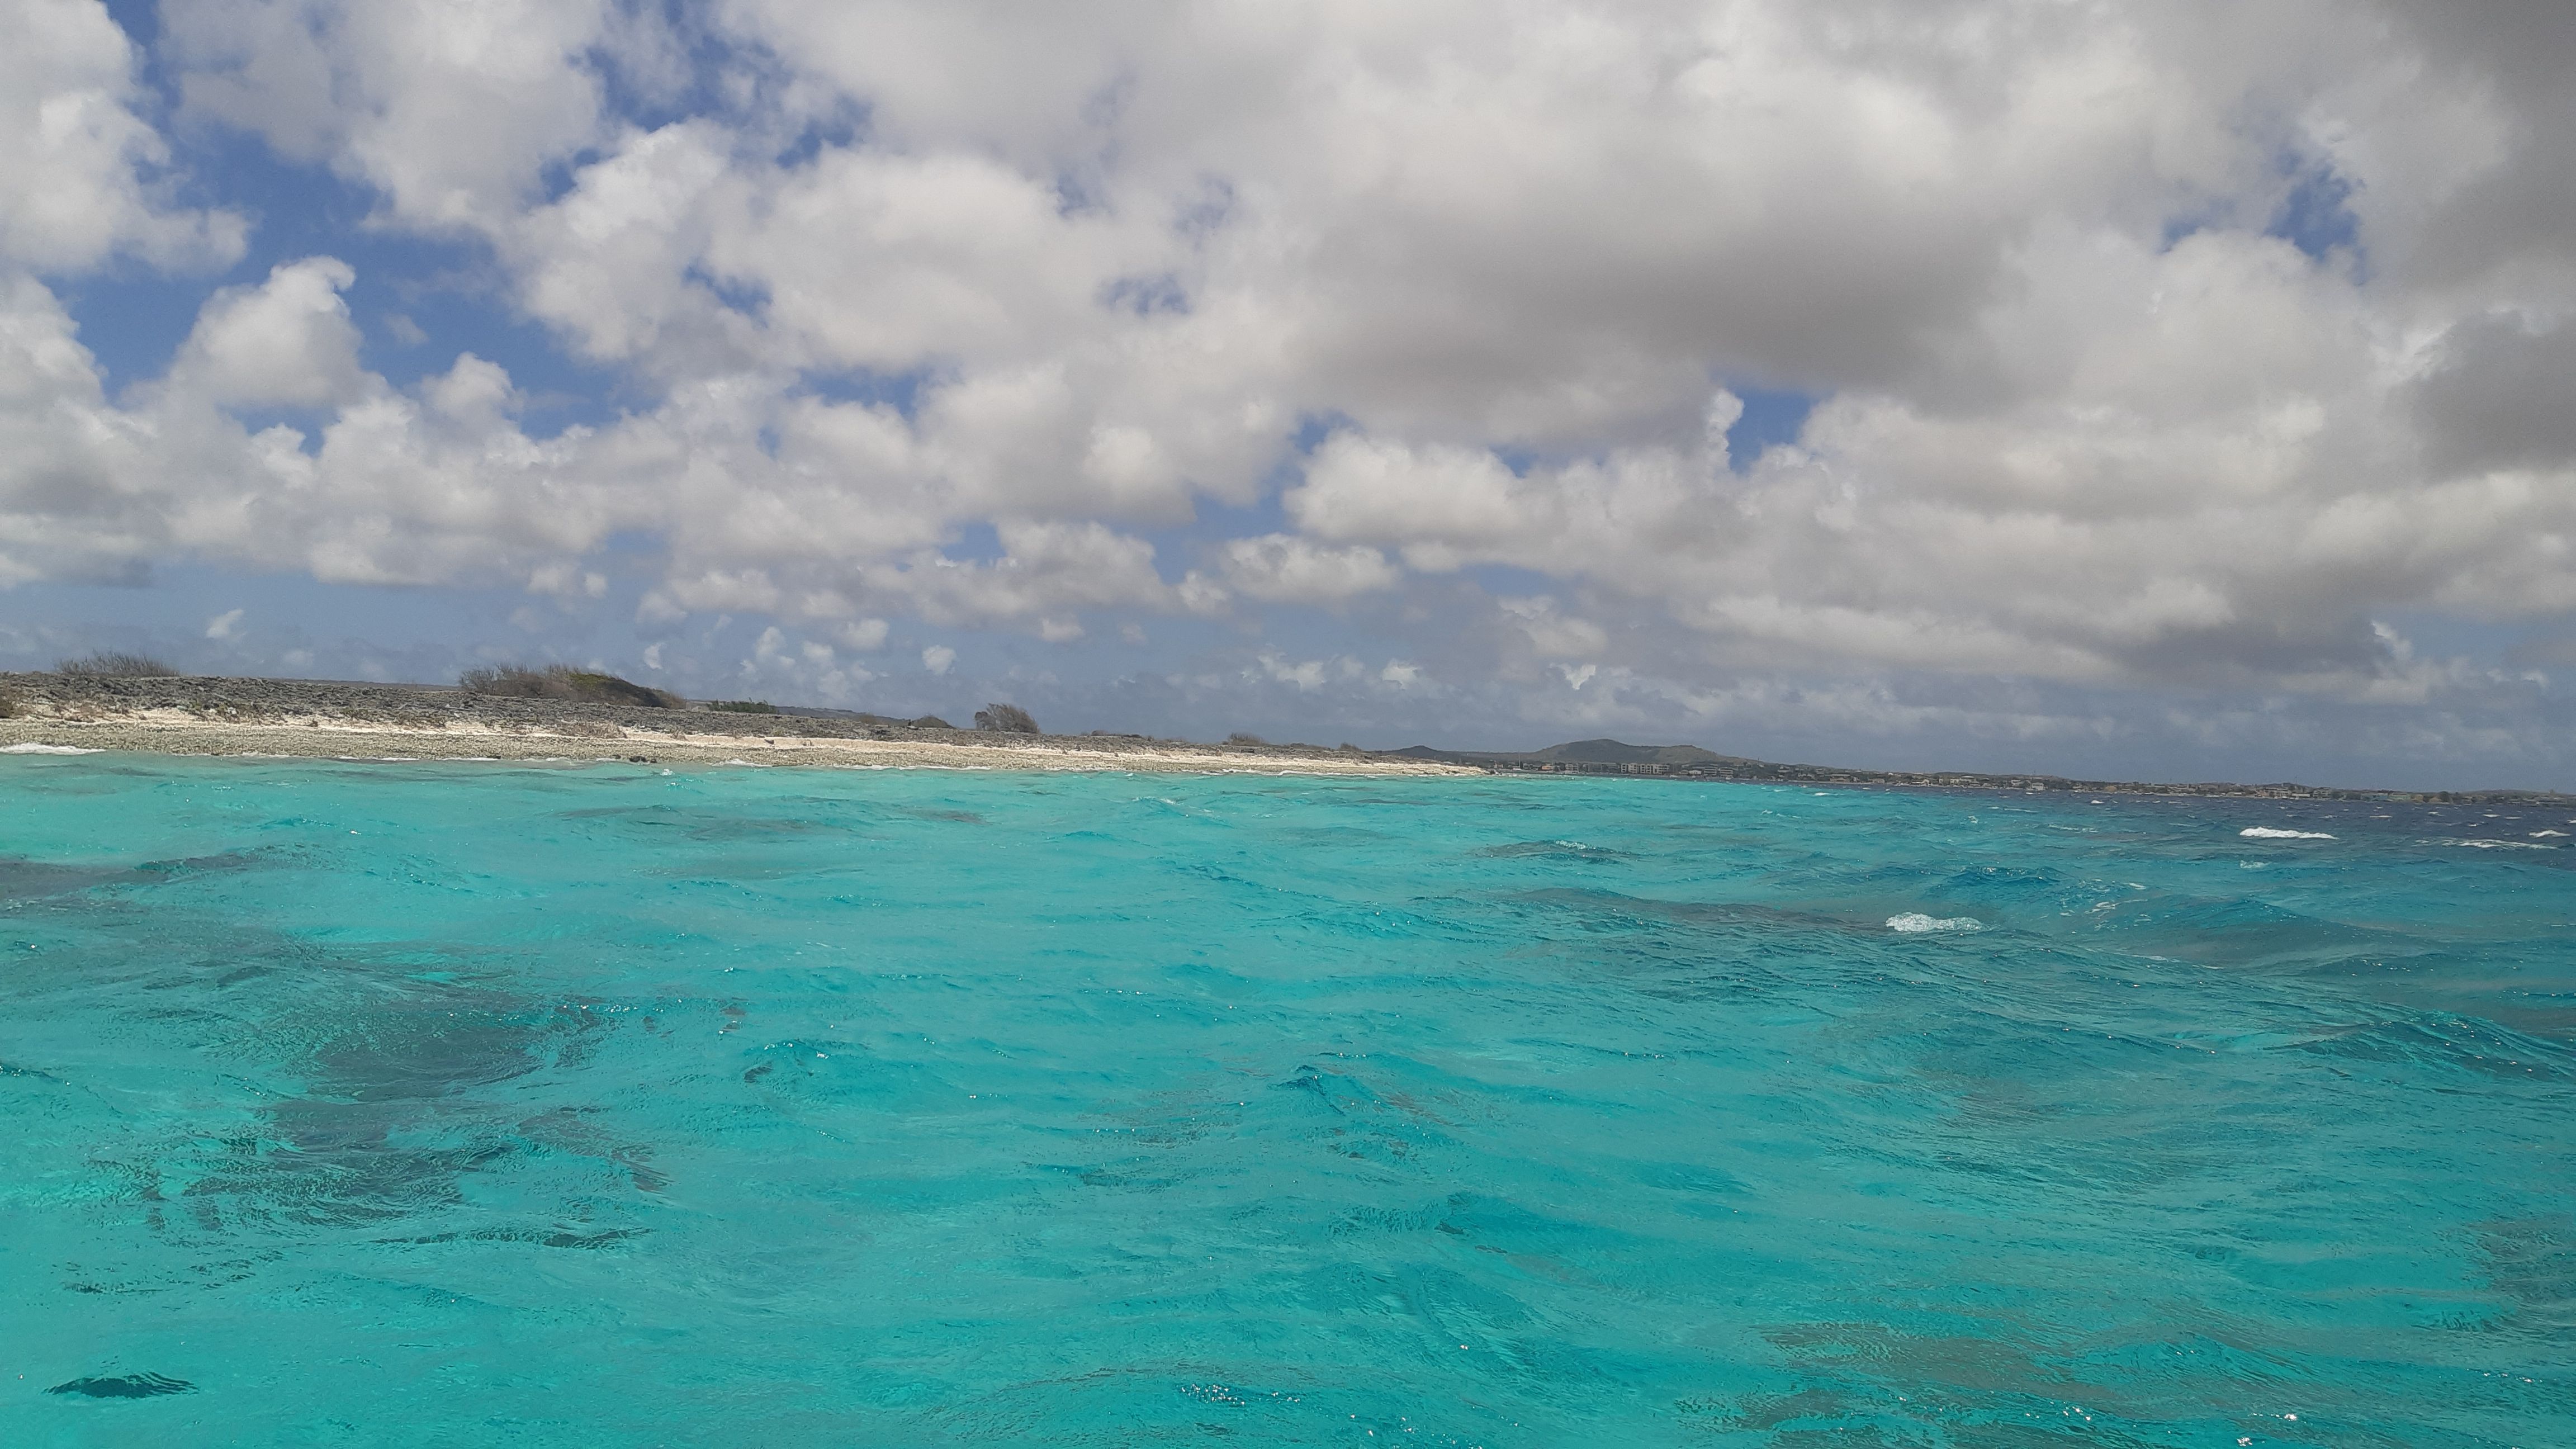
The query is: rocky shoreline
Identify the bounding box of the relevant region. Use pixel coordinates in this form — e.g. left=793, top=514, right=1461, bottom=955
left=0, top=673, right=1473, bottom=776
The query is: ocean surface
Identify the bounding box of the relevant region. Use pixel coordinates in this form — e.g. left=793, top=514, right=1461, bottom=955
left=2, top=754, right=2568, bottom=1447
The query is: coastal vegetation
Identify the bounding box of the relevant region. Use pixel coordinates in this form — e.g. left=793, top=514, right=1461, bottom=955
left=459, top=664, right=683, bottom=708
left=57, top=651, right=176, bottom=677
left=974, top=703, right=1039, bottom=733
left=708, top=700, right=778, bottom=714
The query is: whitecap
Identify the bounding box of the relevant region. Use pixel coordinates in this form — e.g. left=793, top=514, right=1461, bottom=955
left=2430, top=837, right=2549, bottom=850
left=1887, top=913, right=1982, bottom=934
left=2532, top=830, right=2568, bottom=839
left=1, top=742, right=101, bottom=755
left=2239, top=827, right=2334, bottom=840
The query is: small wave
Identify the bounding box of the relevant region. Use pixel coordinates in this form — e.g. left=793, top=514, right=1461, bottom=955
left=1, top=742, right=101, bottom=755
left=2428, top=837, right=2550, bottom=850
left=2240, top=827, right=2334, bottom=840
left=1481, top=839, right=1631, bottom=862
left=1887, top=913, right=1982, bottom=934
left=2532, top=830, right=2569, bottom=839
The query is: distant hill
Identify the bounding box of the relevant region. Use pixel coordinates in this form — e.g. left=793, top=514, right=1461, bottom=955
left=1388, top=737, right=2552, bottom=803
left=1527, top=738, right=1760, bottom=767
left=1392, top=737, right=1757, bottom=768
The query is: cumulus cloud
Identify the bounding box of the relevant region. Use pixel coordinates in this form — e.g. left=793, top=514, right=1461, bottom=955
left=2, top=0, right=244, bottom=271
left=164, top=0, right=618, bottom=233
left=0, top=274, right=162, bottom=584
left=1219, top=534, right=1401, bottom=605
left=3, top=0, right=2575, bottom=771
left=169, top=257, right=367, bottom=408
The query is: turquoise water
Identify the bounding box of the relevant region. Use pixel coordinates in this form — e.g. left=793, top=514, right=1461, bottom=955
left=2, top=756, right=2569, bottom=1447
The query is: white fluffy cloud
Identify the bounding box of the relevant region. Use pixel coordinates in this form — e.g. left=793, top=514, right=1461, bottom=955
left=169, top=257, right=367, bottom=408
left=1220, top=534, right=1401, bottom=605
left=163, top=0, right=617, bottom=233
left=2, top=0, right=243, bottom=271
left=5, top=0, right=2576, bottom=764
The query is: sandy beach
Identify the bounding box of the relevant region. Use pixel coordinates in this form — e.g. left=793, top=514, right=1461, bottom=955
left=0, top=717, right=1472, bottom=774
left=0, top=674, right=1476, bottom=776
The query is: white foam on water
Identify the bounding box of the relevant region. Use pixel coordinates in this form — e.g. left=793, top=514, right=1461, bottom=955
left=2532, top=830, right=2568, bottom=838
left=1, top=742, right=101, bottom=754
left=2239, top=827, right=2334, bottom=840
left=2429, top=837, right=2549, bottom=850
left=1887, top=913, right=1982, bottom=934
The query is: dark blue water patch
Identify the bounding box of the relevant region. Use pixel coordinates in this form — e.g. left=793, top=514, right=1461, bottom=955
left=2086, top=893, right=2423, bottom=970
left=2288, top=1014, right=2576, bottom=1085
left=377, top=1225, right=646, bottom=1251
left=47, top=1372, right=194, bottom=1398
left=0, top=857, right=147, bottom=902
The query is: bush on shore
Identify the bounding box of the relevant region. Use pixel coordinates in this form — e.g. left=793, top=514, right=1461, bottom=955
left=910, top=715, right=954, bottom=730
left=708, top=699, right=777, bottom=714
left=974, top=703, right=1039, bottom=733
left=458, top=664, right=681, bottom=708
left=58, top=651, right=177, bottom=677
left=1224, top=732, right=1268, bottom=747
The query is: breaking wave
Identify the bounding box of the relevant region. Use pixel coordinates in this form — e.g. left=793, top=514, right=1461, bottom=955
left=1887, top=913, right=1982, bottom=933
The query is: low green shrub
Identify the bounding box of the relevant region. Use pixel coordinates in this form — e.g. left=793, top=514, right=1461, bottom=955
left=58, top=651, right=176, bottom=677
left=708, top=700, right=778, bottom=714
left=974, top=703, right=1039, bottom=733
left=458, top=664, right=680, bottom=708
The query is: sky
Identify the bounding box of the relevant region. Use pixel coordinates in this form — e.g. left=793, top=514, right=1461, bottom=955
left=4, top=0, right=2574, bottom=789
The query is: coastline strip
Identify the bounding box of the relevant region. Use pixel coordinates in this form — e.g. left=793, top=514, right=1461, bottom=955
left=0, top=716, right=1477, bottom=776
